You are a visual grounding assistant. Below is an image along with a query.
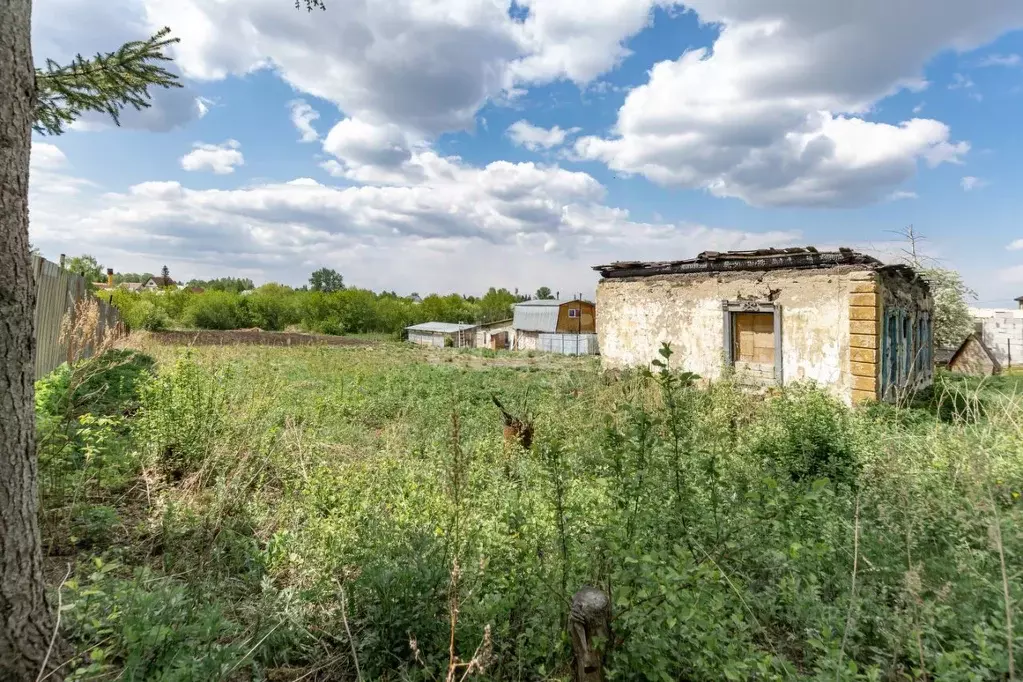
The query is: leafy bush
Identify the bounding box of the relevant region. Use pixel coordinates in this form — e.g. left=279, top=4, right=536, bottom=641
left=245, top=284, right=299, bottom=331
left=315, top=316, right=346, bottom=336
left=130, top=299, right=170, bottom=331
left=106, top=282, right=523, bottom=336
left=135, top=354, right=229, bottom=477
left=69, top=504, right=119, bottom=550
left=36, top=349, right=156, bottom=419
left=751, top=386, right=859, bottom=485
left=62, top=560, right=255, bottom=681
left=183, top=291, right=250, bottom=330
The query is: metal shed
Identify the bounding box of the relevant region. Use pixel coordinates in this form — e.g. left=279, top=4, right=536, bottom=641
left=513, top=300, right=564, bottom=333
left=406, top=322, right=477, bottom=348
left=512, top=300, right=598, bottom=355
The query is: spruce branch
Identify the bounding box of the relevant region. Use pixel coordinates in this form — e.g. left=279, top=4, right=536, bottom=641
left=297, top=0, right=327, bottom=9
left=34, top=27, right=181, bottom=136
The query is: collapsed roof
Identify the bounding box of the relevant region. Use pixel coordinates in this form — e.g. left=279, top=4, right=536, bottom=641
left=592, top=247, right=923, bottom=283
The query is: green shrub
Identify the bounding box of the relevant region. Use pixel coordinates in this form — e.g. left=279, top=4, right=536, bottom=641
left=69, top=504, right=119, bottom=550
left=135, top=354, right=229, bottom=478
left=316, top=316, right=346, bottom=335
left=129, top=299, right=169, bottom=331
left=183, top=291, right=250, bottom=330
left=912, top=375, right=989, bottom=423
left=62, top=560, right=255, bottom=681
left=245, top=284, right=299, bottom=331
left=752, top=386, right=859, bottom=485
left=36, top=349, right=156, bottom=419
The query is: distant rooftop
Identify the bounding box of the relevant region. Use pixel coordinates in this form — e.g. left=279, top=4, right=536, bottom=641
left=593, top=247, right=900, bottom=279
left=513, top=299, right=590, bottom=332
left=406, top=322, right=477, bottom=334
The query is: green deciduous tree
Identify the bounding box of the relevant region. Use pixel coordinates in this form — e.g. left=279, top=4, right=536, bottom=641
left=479, top=287, right=517, bottom=322
left=113, top=272, right=153, bottom=285
left=186, top=277, right=254, bottom=293
left=535, top=286, right=554, bottom=300
left=64, top=254, right=103, bottom=286
left=309, top=267, right=345, bottom=293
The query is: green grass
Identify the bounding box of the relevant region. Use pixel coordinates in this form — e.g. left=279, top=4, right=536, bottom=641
left=37, top=341, right=1023, bottom=681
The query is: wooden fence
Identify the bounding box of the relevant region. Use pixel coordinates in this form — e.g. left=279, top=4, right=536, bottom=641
left=32, top=255, right=125, bottom=380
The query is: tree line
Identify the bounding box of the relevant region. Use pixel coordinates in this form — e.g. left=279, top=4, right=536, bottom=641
left=108, top=279, right=556, bottom=336
left=62, top=259, right=563, bottom=335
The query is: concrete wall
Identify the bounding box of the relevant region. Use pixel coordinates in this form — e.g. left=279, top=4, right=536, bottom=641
left=596, top=269, right=859, bottom=399
left=475, top=323, right=514, bottom=349
left=408, top=331, right=446, bottom=348
left=972, top=308, right=1023, bottom=368
left=515, top=330, right=539, bottom=351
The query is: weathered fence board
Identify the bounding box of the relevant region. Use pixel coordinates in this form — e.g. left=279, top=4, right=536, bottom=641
left=32, top=255, right=124, bottom=379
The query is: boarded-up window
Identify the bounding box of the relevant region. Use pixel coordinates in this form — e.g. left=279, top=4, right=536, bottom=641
left=733, top=312, right=775, bottom=367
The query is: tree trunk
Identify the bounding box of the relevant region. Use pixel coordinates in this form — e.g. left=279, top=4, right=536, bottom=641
left=0, top=0, right=62, bottom=679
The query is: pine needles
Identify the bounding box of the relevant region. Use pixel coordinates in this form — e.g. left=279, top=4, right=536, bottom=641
left=34, top=27, right=181, bottom=136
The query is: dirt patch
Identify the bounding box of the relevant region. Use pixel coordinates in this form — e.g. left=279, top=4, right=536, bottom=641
left=145, top=330, right=373, bottom=347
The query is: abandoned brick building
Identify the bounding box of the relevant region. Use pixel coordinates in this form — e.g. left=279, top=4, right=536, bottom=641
left=593, top=248, right=934, bottom=404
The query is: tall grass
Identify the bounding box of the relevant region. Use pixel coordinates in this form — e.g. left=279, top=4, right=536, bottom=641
left=36, top=343, right=1022, bottom=680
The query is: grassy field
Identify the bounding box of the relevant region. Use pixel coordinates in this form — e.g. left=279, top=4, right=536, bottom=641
left=36, top=338, right=1023, bottom=681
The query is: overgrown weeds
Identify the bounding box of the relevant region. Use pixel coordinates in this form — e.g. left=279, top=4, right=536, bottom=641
left=36, top=342, right=1022, bottom=680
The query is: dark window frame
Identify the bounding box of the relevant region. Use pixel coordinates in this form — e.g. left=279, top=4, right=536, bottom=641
left=722, top=300, right=783, bottom=385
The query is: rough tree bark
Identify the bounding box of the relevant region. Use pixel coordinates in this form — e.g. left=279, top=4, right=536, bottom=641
left=0, top=0, right=61, bottom=679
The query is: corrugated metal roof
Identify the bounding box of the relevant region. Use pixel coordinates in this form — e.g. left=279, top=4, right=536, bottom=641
left=514, top=303, right=561, bottom=332
left=406, top=322, right=477, bottom=333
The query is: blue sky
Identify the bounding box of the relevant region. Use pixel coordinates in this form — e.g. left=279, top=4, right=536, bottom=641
left=28, top=0, right=1023, bottom=305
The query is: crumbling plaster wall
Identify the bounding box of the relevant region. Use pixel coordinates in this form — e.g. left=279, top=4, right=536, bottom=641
left=597, top=270, right=859, bottom=398
left=515, top=330, right=540, bottom=351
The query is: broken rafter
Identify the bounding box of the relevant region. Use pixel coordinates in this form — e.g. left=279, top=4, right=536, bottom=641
left=593, top=247, right=883, bottom=279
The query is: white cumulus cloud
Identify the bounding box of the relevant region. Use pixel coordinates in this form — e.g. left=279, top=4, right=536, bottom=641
left=289, top=100, right=321, bottom=143
left=29, top=136, right=799, bottom=294
left=1007, top=238, right=1023, bottom=251
left=507, top=0, right=678, bottom=85
left=31, top=142, right=68, bottom=171
left=180, top=140, right=245, bottom=174
left=574, top=0, right=1023, bottom=207
left=138, top=0, right=689, bottom=138
left=506, top=120, right=580, bottom=151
